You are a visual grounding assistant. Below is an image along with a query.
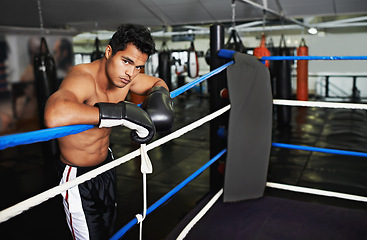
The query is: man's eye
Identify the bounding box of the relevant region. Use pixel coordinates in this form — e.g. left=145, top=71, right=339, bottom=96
left=123, top=60, right=129, bottom=64
left=136, top=66, right=142, bottom=70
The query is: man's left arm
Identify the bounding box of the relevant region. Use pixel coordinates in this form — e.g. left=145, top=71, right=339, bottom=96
left=129, top=73, right=168, bottom=94
left=130, top=74, right=174, bottom=132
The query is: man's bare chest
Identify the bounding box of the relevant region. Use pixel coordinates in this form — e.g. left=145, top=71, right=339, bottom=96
left=85, top=87, right=129, bottom=106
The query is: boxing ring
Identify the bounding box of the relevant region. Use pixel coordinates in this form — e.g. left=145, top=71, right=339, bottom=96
left=1, top=49, right=367, bottom=240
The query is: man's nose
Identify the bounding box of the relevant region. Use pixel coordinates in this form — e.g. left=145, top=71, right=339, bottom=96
left=125, top=65, right=134, bottom=78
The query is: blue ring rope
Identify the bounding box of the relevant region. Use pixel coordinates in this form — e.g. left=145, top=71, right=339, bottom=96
left=218, top=49, right=367, bottom=61
left=262, top=56, right=367, bottom=61
left=1, top=47, right=365, bottom=237
left=0, top=125, right=93, bottom=150
left=0, top=62, right=234, bottom=150
left=2, top=50, right=366, bottom=150
left=109, top=148, right=227, bottom=240
left=272, top=142, right=367, bottom=158
left=110, top=142, right=367, bottom=239
left=170, top=60, right=234, bottom=99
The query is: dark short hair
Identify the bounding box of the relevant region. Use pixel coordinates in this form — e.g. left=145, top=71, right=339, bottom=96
left=109, top=24, right=156, bottom=56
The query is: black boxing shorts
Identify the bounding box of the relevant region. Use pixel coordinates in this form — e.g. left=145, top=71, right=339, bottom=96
left=58, top=148, right=117, bottom=240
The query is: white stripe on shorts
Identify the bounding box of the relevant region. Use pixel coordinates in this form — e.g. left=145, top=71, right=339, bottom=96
left=60, top=166, right=90, bottom=240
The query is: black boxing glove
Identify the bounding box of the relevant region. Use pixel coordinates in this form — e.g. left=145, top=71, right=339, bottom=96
left=141, top=86, right=174, bottom=132
left=94, top=101, right=155, bottom=144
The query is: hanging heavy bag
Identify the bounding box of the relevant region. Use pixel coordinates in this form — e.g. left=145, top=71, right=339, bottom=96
left=225, top=29, right=246, bottom=53
left=205, top=48, right=211, bottom=66
left=187, top=41, right=199, bottom=78
left=253, top=33, right=271, bottom=67
left=158, top=42, right=172, bottom=90
left=274, top=35, right=292, bottom=126
left=91, top=37, right=103, bottom=62
left=33, top=37, right=59, bottom=157
left=0, top=39, right=8, bottom=93
left=296, top=38, right=309, bottom=101
left=267, top=37, right=277, bottom=97
left=34, top=37, right=58, bottom=127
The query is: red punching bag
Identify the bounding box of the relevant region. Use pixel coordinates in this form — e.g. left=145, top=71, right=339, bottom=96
left=296, top=38, right=309, bottom=101
left=253, top=33, right=271, bottom=67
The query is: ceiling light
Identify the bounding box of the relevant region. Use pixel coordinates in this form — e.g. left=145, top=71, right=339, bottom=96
left=308, top=27, right=318, bottom=35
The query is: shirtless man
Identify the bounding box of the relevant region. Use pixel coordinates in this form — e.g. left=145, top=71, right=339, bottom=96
left=44, top=24, right=174, bottom=240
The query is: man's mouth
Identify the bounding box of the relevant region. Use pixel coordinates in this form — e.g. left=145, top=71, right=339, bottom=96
left=120, top=77, right=130, bottom=84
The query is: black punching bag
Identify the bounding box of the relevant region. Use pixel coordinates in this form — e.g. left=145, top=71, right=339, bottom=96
left=34, top=37, right=58, bottom=128
left=225, top=29, right=246, bottom=53
left=267, top=38, right=277, bottom=98
left=158, top=47, right=172, bottom=90
left=91, top=37, right=104, bottom=62
left=274, top=35, right=292, bottom=126
left=33, top=37, right=59, bottom=158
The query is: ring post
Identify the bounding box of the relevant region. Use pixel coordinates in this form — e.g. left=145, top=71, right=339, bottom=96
left=209, top=24, right=227, bottom=191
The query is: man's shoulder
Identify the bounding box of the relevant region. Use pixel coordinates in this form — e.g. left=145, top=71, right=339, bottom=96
left=65, top=63, right=97, bottom=84
left=59, top=63, right=98, bottom=93
left=69, top=63, right=94, bottom=76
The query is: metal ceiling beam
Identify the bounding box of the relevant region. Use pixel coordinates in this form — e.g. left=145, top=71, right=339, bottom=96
left=236, top=21, right=367, bottom=33
left=233, top=21, right=264, bottom=29
left=314, top=21, right=367, bottom=29
left=236, top=0, right=312, bottom=29
left=315, top=16, right=367, bottom=27
left=150, top=19, right=367, bottom=37
left=274, top=0, right=283, bottom=13
left=151, top=29, right=209, bottom=37
left=0, top=26, right=77, bottom=35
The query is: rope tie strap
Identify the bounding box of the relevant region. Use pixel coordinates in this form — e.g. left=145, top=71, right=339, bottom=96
left=135, top=213, right=144, bottom=224
left=137, top=143, right=152, bottom=240
left=140, top=144, right=153, bottom=174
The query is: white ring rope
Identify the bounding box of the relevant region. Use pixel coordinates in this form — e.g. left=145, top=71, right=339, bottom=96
left=266, top=182, right=367, bottom=202
left=177, top=188, right=224, bottom=240
left=0, top=149, right=140, bottom=224
left=0, top=104, right=231, bottom=224
left=175, top=182, right=367, bottom=239
left=1, top=98, right=366, bottom=225
left=273, top=99, right=367, bottom=110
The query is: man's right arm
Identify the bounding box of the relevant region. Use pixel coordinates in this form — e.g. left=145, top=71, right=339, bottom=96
left=44, top=71, right=100, bottom=128
left=44, top=72, right=156, bottom=143
left=44, top=89, right=100, bottom=128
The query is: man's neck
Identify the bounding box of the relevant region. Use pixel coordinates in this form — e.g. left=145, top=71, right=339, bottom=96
left=94, top=58, right=111, bottom=92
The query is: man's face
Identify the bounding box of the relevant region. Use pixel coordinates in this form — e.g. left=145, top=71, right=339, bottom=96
left=106, top=44, right=148, bottom=88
